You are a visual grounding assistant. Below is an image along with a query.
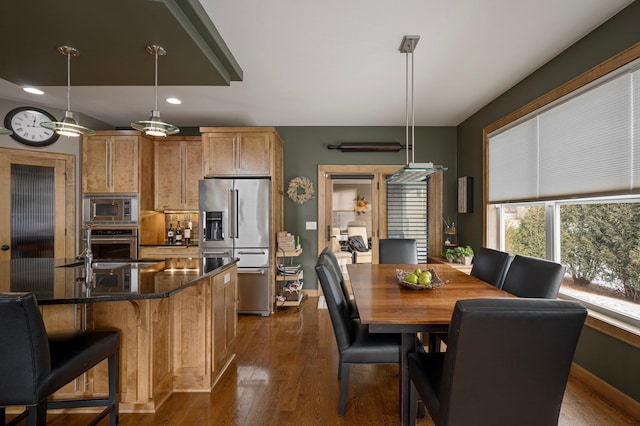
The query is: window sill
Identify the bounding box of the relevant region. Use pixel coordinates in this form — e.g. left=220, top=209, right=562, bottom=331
left=558, top=299, right=640, bottom=349
left=584, top=310, right=640, bottom=349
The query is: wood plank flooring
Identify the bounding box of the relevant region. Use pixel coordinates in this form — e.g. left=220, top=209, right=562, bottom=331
left=34, top=297, right=638, bottom=425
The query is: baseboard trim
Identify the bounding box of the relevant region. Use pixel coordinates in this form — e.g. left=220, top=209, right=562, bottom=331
left=570, top=363, right=640, bottom=420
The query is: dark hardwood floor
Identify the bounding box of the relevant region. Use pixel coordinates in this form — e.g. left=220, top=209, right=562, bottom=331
left=35, top=297, right=637, bottom=425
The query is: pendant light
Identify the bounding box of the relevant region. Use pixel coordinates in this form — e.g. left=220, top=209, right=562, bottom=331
left=386, top=35, right=446, bottom=183
left=41, top=46, right=95, bottom=137
left=131, top=45, right=179, bottom=137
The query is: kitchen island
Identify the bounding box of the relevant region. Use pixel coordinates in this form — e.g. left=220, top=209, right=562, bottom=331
left=0, top=257, right=238, bottom=413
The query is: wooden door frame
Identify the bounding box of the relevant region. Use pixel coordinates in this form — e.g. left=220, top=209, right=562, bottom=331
left=317, top=164, right=444, bottom=289
left=0, top=147, right=76, bottom=260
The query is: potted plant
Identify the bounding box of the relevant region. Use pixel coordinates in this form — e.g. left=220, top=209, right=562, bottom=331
left=444, top=248, right=457, bottom=263
left=455, top=246, right=474, bottom=265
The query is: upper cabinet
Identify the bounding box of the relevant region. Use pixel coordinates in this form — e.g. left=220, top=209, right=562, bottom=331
left=154, top=138, right=202, bottom=211
left=201, top=127, right=281, bottom=177
left=83, top=133, right=140, bottom=193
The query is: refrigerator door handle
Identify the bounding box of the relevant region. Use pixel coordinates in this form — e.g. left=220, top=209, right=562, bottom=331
left=234, top=189, right=240, bottom=238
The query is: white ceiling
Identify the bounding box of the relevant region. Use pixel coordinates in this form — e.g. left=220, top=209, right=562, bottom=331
left=0, top=0, right=633, bottom=128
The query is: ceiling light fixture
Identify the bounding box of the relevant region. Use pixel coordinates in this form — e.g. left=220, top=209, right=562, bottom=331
left=41, top=46, right=95, bottom=138
left=386, top=35, right=446, bottom=183
left=131, top=45, right=179, bottom=137
left=165, top=97, right=182, bottom=105
left=23, top=87, right=45, bottom=95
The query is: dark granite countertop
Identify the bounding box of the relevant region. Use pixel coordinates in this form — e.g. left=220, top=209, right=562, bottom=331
left=139, top=242, right=199, bottom=247
left=0, top=257, right=237, bottom=305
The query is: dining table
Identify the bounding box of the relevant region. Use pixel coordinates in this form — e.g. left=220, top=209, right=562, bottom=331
left=347, top=262, right=513, bottom=426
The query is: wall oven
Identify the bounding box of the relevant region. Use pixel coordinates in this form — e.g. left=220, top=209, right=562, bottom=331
left=83, top=194, right=138, bottom=225
left=85, top=228, right=138, bottom=260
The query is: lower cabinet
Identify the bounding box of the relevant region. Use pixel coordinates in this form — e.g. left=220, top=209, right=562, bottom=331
left=139, top=245, right=199, bottom=259
left=213, top=268, right=237, bottom=374
left=41, top=264, right=238, bottom=413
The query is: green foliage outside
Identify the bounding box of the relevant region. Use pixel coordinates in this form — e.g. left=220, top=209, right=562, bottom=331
left=506, top=203, right=640, bottom=303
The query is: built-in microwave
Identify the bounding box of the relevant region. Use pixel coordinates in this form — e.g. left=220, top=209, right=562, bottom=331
left=83, top=194, right=138, bottom=225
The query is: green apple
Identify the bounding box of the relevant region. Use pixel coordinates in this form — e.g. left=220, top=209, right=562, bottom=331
left=419, top=271, right=432, bottom=282
left=418, top=271, right=432, bottom=285
left=405, top=273, right=418, bottom=284
left=413, top=268, right=422, bottom=275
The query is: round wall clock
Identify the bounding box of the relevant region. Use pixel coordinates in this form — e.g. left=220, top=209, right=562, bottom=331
left=4, top=106, right=60, bottom=147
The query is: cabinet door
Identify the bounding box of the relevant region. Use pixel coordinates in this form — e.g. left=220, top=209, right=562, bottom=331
left=213, top=267, right=237, bottom=374
left=110, top=136, right=139, bottom=193
left=237, top=133, right=270, bottom=175
left=154, top=141, right=183, bottom=210
left=203, top=134, right=236, bottom=176
left=83, top=135, right=110, bottom=192
left=84, top=135, right=138, bottom=193
left=184, top=141, right=202, bottom=209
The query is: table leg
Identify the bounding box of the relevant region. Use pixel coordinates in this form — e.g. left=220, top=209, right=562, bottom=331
left=400, top=332, right=416, bottom=426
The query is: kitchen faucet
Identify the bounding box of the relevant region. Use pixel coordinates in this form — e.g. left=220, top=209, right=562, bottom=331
left=77, top=226, right=94, bottom=284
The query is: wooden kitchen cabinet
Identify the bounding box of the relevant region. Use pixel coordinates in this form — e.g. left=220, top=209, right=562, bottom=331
left=212, top=266, right=237, bottom=375
left=201, top=127, right=281, bottom=176
left=83, top=133, right=140, bottom=193
left=154, top=138, right=202, bottom=211
left=139, top=245, right=199, bottom=259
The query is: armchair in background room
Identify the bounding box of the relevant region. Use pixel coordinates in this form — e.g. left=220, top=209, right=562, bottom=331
left=331, top=228, right=353, bottom=274
left=347, top=224, right=372, bottom=264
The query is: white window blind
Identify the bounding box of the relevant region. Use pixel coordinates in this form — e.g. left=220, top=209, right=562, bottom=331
left=488, top=65, right=639, bottom=203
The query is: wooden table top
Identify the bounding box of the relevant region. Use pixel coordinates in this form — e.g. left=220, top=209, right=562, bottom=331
left=347, top=263, right=513, bottom=331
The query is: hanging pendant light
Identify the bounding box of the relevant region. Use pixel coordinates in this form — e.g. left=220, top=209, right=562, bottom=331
left=131, top=45, right=179, bottom=137
left=41, top=46, right=95, bottom=137
left=386, top=35, right=446, bottom=183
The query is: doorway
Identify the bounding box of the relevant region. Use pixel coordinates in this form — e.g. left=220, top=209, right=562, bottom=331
left=318, top=164, right=443, bottom=269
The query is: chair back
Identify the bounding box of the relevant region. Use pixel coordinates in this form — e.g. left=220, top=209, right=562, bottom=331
left=469, top=247, right=512, bottom=288
left=378, top=239, right=418, bottom=264
left=347, top=225, right=368, bottom=245
left=0, top=292, right=51, bottom=405
left=440, top=298, right=587, bottom=425
left=315, top=254, right=353, bottom=352
left=320, top=247, right=350, bottom=302
left=502, top=255, right=566, bottom=298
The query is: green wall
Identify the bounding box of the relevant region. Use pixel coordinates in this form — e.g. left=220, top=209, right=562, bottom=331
left=456, top=1, right=640, bottom=402
left=275, top=126, right=457, bottom=291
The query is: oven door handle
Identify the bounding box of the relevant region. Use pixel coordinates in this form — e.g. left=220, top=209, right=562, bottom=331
left=91, top=238, right=136, bottom=244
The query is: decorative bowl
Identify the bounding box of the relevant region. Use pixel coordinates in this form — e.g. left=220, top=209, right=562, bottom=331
left=396, top=268, right=447, bottom=290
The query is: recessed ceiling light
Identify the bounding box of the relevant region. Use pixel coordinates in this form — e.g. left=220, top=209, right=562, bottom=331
left=23, top=87, right=45, bottom=95
left=165, top=97, right=182, bottom=105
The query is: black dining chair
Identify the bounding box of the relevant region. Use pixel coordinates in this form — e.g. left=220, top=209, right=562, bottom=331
left=469, top=247, right=513, bottom=288
left=320, top=247, right=359, bottom=319
left=315, top=253, right=401, bottom=415
left=408, top=298, right=587, bottom=426
left=501, top=254, right=566, bottom=298
left=0, top=292, right=120, bottom=426
left=378, top=238, right=418, bottom=264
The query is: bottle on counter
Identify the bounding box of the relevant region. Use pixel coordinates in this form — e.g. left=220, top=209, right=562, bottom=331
left=175, top=221, right=183, bottom=244
left=184, top=221, right=192, bottom=246
left=167, top=223, right=174, bottom=245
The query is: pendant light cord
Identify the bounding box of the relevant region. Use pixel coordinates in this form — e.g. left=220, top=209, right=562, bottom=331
left=154, top=50, right=159, bottom=111
left=411, top=44, right=415, bottom=164
left=405, top=51, right=409, bottom=166
left=66, top=51, right=72, bottom=112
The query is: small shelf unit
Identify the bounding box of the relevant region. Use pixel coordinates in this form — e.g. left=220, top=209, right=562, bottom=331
left=275, top=248, right=305, bottom=311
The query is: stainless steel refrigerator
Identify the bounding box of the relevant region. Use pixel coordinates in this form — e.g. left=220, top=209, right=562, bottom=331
left=199, top=178, right=271, bottom=316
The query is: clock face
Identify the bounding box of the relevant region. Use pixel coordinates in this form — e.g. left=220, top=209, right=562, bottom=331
left=4, top=106, right=60, bottom=147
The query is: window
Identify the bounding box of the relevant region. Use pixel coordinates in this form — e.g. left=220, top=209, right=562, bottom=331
left=486, top=53, right=640, bottom=326
left=494, top=197, right=640, bottom=326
